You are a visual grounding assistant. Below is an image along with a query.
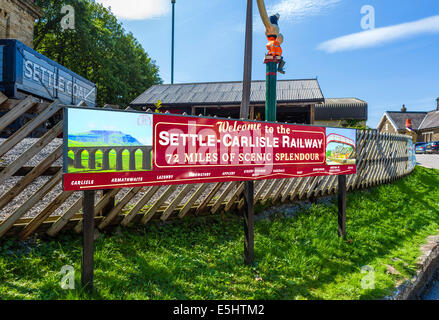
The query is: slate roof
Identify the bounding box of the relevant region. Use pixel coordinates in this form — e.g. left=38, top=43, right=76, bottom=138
left=315, top=98, right=367, bottom=120
left=130, top=79, right=324, bottom=106
left=386, top=111, right=428, bottom=130
left=419, top=110, right=439, bottom=130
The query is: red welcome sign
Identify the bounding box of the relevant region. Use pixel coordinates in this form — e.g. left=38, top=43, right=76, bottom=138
left=63, top=107, right=356, bottom=191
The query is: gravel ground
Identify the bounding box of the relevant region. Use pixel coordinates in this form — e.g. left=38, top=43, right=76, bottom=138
left=0, top=138, right=265, bottom=220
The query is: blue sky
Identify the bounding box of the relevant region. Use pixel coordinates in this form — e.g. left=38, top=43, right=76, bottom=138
left=68, top=108, right=153, bottom=145
left=96, top=0, right=439, bottom=128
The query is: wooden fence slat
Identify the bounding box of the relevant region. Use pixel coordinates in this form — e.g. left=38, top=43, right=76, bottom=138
left=360, top=131, right=379, bottom=189
left=306, top=176, right=321, bottom=198
left=281, top=179, right=297, bottom=203
left=325, top=176, right=338, bottom=195
left=254, top=179, right=271, bottom=204
left=121, top=186, right=161, bottom=226
left=141, top=185, right=177, bottom=224
left=98, top=187, right=143, bottom=229
left=297, top=177, right=312, bottom=199
left=346, top=130, right=365, bottom=190
left=161, top=184, right=194, bottom=221
left=0, top=96, right=37, bottom=132
left=74, top=188, right=122, bottom=233
left=289, top=178, right=306, bottom=201
left=313, top=175, right=330, bottom=197
left=0, top=145, right=62, bottom=211
left=0, top=169, right=62, bottom=239
left=178, top=183, right=209, bottom=218
left=224, top=182, right=244, bottom=212
left=271, top=179, right=289, bottom=204
left=19, top=191, right=74, bottom=239
left=261, top=179, right=280, bottom=205
left=46, top=197, right=83, bottom=237
left=353, top=131, right=373, bottom=190
left=0, top=121, right=63, bottom=184
left=211, top=182, right=238, bottom=214
left=0, top=91, right=8, bottom=106
left=195, top=182, right=224, bottom=215
left=0, top=100, right=61, bottom=157
left=376, top=134, right=389, bottom=184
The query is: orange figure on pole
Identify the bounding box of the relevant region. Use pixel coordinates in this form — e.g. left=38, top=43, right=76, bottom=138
left=264, top=14, right=285, bottom=74
left=266, top=35, right=282, bottom=57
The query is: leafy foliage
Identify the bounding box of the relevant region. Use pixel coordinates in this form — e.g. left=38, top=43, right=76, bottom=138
left=342, top=119, right=369, bottom=130
left=34, top=0, right=162, bottom=107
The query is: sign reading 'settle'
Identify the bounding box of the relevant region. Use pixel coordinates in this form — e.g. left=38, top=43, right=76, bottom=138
left=23, top=59, right=90, bottom=100
left=0, top=39, right=97, bottom=106
left=63, top=107, right=357, bottom=191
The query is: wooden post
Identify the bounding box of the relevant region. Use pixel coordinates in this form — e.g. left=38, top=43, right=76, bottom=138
left=243, top=180, right=254, bottom=265
left=338, top=175, right=346, bottom=238
left=309, top=104, right=315, bottom=124
left=82, top=190, right=95, bottom=291
left=100, top=189, right=115, bottom=216
left=240, top=0, right=254, bottom=266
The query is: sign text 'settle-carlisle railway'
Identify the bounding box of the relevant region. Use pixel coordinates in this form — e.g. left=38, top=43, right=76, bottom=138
left=63, top=107, right=357, bottom=191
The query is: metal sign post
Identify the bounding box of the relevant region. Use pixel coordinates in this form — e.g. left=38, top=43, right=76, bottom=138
left=171, top=0, right=176, bottom=84
left=241, top=0, right=254, bottom=266
left=265, top=61, right=277, bottom=121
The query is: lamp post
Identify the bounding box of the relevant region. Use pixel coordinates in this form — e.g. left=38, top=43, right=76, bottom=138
left=256, top=0, right=284, bottom=122
left=240, top=0, right=254, bottom=266
left=171, top=0, right=176, bottom=84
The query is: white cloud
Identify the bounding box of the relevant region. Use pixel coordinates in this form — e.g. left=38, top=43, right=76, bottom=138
left=268, top=0, right=342, bottom=22
left=96, top=0, right=169, bottom=20
left=318, top=15, right=439, bottom=53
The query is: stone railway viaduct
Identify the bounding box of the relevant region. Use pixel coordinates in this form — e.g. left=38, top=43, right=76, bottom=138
left=68, top=146, right=152, bottom=171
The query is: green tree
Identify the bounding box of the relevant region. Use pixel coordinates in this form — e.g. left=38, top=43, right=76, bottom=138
left=34, top=0, right=162, bottom=107
left=342, top=119, right=369, bottom=130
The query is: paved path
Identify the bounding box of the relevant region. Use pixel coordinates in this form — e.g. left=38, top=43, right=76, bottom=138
left=417, top=155, right=439, bottom=300
left=416, top=154, right=439, bottom=170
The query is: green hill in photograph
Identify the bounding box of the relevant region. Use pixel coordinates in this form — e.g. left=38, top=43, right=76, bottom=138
left=68, top=130, right=144, bottom=147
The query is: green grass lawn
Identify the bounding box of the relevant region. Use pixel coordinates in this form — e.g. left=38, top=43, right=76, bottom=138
left=1, top=166, right=438, bottom=300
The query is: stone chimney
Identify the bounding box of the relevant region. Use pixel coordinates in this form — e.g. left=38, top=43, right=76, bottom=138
left=401, top=104, right=407, bottom=113
left=436, top=97, right=439, bottom=111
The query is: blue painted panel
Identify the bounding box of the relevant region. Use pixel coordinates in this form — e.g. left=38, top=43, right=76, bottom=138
left=0, top=45, right=3, bottom=82
left=0, top=39, right=97, bottom=107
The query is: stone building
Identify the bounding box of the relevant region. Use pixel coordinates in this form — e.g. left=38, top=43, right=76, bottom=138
left=313, top=98, right=367, bottom=127
left=130, top=79, right=368, bottom=126
left=377, top=98, right=439, bottom=142
left=0, top=0, right=42, bottom=48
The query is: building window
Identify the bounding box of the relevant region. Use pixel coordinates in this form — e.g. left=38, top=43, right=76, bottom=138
left=385, top=123, right=389, bottom=131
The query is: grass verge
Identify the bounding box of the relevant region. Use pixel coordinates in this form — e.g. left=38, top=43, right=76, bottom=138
left=0, top=166, right=438, bottom=300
